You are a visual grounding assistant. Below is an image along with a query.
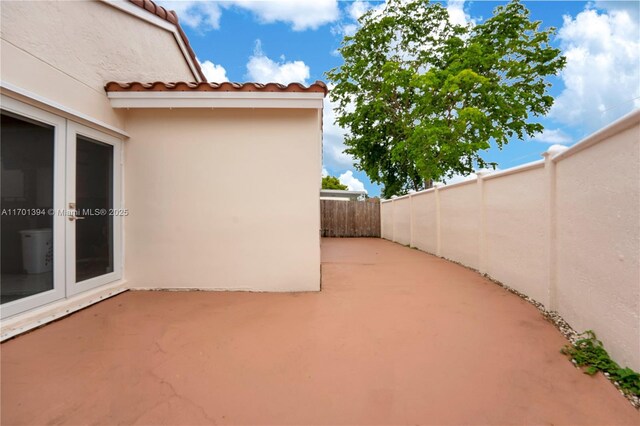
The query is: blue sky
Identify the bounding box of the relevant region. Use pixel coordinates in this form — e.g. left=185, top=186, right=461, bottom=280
left=162, top=0, right=640, bottom=196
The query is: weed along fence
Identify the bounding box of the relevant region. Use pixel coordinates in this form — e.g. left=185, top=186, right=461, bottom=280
left=321, top=199, right=381, bottom=237
left=381, top=110, right=640, bottom=372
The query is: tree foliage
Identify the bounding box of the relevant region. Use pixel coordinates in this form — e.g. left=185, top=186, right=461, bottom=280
left=326, top=0, right=566, bottom=197
left=322, top=175, right=348, bottom=190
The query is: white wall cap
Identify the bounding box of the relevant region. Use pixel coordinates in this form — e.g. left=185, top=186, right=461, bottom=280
left=543, top=144, right=569, bottom=158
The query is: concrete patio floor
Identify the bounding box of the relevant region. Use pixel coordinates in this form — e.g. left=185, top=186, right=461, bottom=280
left=1, top=238, right=638, bottom=425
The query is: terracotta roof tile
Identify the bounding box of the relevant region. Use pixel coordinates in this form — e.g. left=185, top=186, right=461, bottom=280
left=104, top=81, right=329, bottom=96
left=127, top=0, right=205, bottom=81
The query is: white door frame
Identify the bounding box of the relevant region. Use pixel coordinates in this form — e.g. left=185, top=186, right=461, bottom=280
left=65, top=121, right=123, bottom=296
left=0, top=96, right=67, bottom=318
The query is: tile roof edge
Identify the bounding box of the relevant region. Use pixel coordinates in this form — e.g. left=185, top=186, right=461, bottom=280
left=127, top=0, right=207, bottom=82
left=104, top=81, right=329, bottom=96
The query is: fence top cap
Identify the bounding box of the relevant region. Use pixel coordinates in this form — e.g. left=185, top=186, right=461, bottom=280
left=543, top=144, right=569, bottom=157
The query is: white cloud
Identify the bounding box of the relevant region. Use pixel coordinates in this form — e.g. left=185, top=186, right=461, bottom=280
left=348, top=1, right=371, bottom=21
left=231, top=0, right=340, bottom=31
left=334, top=23, right=358, bottom=37
left=446, top=0, right=475, bottom=27
left=157, top=1, right=222, bottom=30
left=246, top=40, right=310, bottom=84
left=333, top=0, right=382, bottom=37
left=322, top=168, right=329, bottom=178
left=530, top=128, right=572, bottom=145
left=323, top=86, right=357, bottom=169
left=594, top=1, right=639, bottom=21
left=339, top=170, right=367, bottom=193
left=199, top=59, right=228, bottom=82
left=332, top=0, right=380, bottom=36
left=160, top=0, right=339, bottom=31
left=551, top=5, right=640, bottom=130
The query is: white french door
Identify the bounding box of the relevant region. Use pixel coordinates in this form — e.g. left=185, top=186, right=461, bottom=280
left=65, top=122, right=123, bottom=296
left=0, top=96, right=122, bottom=318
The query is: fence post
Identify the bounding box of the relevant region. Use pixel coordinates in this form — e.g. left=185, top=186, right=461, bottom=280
left=476, top=171, right=490, bottom=275
left=391, top=198, right=396, bottom=242
left=380, top=201, right=385, bottom=239
left=434, top=183, right=443, bottom=256
left=543, top=145, right=568, bottom=310
left=409, top=194, right=415, bottom=247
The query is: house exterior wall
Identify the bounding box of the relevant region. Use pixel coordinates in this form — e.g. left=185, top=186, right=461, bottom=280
left=122, top=108, right=322, bottom=291
left=0, top=0, right=195, bottom=128
left=380, top=111, right=640, bottom=370
left=0, top=1, right=325, bottom=338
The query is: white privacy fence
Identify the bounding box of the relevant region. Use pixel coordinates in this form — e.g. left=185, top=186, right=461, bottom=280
left=381, top=109, right=640, bottom=371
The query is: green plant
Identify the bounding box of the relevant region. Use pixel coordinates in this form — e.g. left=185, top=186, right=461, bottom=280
left=322, top=175, right=348, bottom=190
left=562, top=330, right=640, bottom=397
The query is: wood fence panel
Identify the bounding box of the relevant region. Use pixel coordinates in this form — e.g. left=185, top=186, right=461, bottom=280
left=320, top=199, right=380, bottom=237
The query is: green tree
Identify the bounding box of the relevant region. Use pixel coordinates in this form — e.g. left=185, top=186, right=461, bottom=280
left=322, top=175, right=348, bottom=190
left=326, top=0, right=566, bottom=197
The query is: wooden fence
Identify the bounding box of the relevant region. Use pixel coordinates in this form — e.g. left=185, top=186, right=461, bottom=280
left=320, top=199, right=381, bottom=237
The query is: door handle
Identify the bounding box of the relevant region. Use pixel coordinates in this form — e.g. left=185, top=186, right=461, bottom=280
left=67, top=203, right=85, bottom=221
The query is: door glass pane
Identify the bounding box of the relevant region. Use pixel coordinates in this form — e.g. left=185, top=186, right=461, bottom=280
left=76, top=136, right=113, bottom=283
left=1, top=111, right=55, bottom=304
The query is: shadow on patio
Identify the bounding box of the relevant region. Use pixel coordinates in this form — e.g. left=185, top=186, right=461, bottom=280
left=1, top=238, right=638, bottom=425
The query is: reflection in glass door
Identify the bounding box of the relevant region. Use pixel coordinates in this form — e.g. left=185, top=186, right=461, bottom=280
left=75, top=136, right=114, bottom=283
left=1, top=113, right=55, bottom=303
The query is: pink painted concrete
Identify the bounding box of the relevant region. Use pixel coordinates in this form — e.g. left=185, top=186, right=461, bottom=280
left=1, top=238, right=638, bottom=425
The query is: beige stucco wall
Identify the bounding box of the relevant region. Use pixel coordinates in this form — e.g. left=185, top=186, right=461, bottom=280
left=555, top=122, right=640, bottom=370
left=392, top=197, right=412, bottom=246
left=381, top=201, right=394, bottom=240
left=122, top=108, right=322, bottom=291
left=411, top=191, right=438, bottom=254
left=1, top=0, right=195, bottom=128
left=380, top=111, right=640, bottom=370
left=439, top=182, right=479, bottom=269
left=484, top=166, right=549, bottom=305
